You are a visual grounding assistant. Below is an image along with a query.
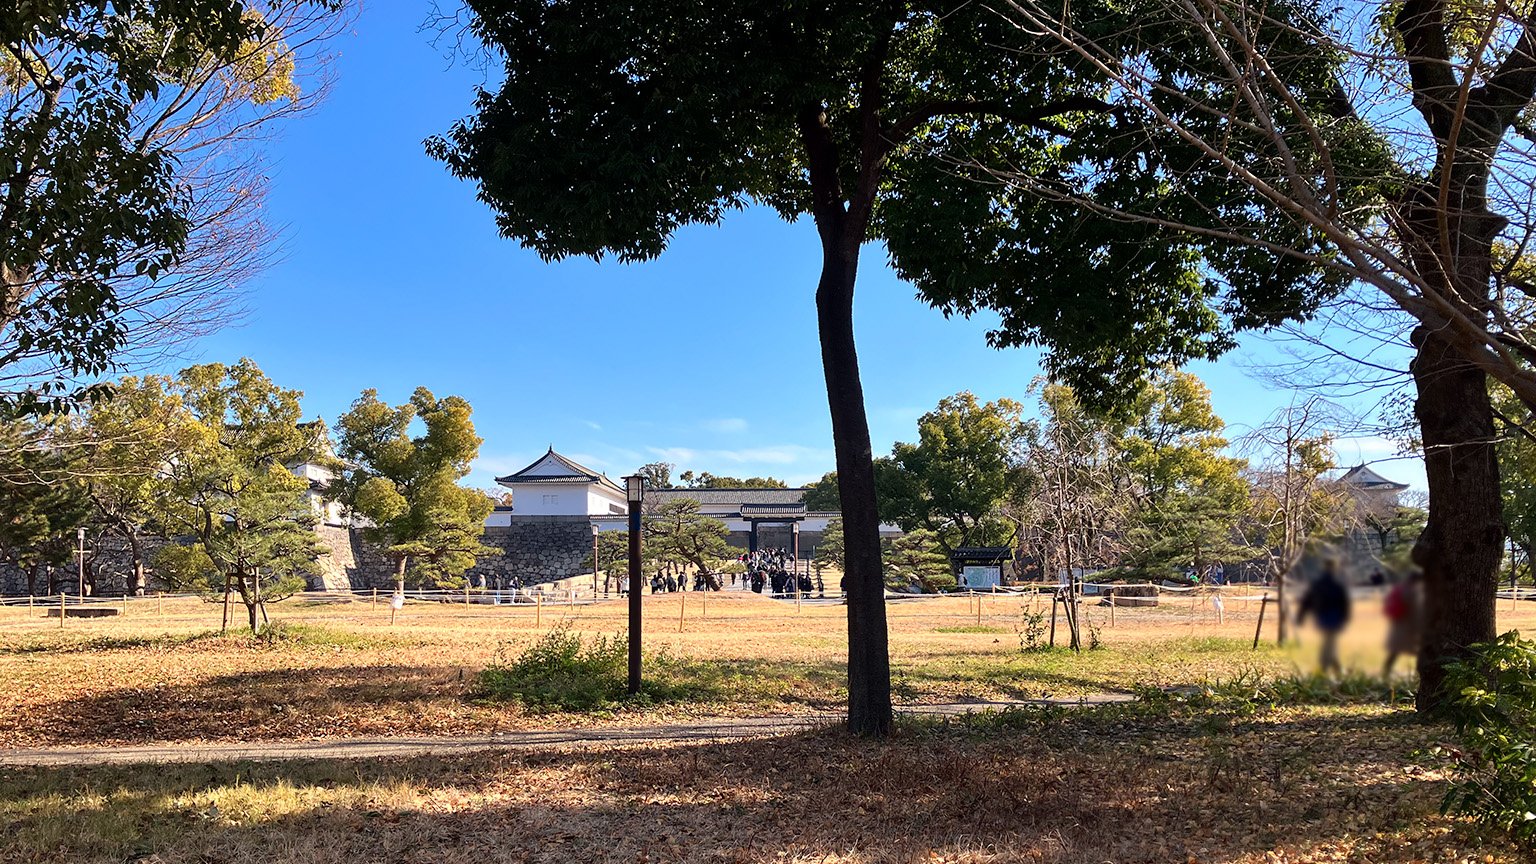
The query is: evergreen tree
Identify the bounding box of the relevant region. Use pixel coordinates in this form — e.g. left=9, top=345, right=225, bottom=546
left=331, top=388, right=495, bottom=592
left=153, top=360, right=322, bottom=633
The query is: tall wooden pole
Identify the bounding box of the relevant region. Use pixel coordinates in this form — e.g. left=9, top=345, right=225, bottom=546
left=626, top=477, right=644, bottom=695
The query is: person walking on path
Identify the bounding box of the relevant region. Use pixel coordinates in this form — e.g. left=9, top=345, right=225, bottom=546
left=1383, top=570, right=1424, bottom=679
left=1296, top=561, right=1351, bottom=675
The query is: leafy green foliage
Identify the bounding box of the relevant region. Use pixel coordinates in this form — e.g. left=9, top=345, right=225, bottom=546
left=475, top=629, right=713, bottom=712
left=330, top=388, right=496, bottom=590
left=815, top=517, right=845, bottom=570
left=802, top=472, right=840, bottom=511
left=153, top=359, right=323, bottom=631
left=882, top=529, right=953, bottom=593
left=430, top=2, right=1345, bottom=401
left=1440, top=631, right=1536, bottom=850
left=0, top=419, right=90, bottom=589
left=676, top=471, right=787, bottom=489
left=643, top=498, right=732, bottom=575
left=0, top=1, right=334, bottom=413
left=877, top=392, right=1028, bottom=552
left=1116, top=371, right=1251, bottom=577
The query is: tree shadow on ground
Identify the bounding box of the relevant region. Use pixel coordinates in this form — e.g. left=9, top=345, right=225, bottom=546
left=0, top=711, right=1514, bottom=864
left=7, top=656, right=853, bottom=746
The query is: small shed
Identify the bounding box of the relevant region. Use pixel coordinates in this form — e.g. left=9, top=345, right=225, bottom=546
left=950, top=547, right=1013, bottom=589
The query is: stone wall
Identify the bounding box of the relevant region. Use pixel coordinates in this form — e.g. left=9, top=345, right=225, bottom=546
left=468, top=516, right=595, bottom=588
left=0, top=532, right=170, bottom=597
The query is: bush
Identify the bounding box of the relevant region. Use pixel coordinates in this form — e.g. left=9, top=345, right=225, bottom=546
left=477, top=630, right=630, bottom=712
left=1439, top=630, right=1536, bottom=850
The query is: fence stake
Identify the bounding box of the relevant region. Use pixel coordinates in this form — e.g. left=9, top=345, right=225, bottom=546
left=123, top=593, right=129, bottom=616
left=976, top=594, right=982, bottom=626
left=1109, top=593, right=1116, bottom=628
left=59, top=593, right=65, bottom=628
left=679, top=593, right=686, bottom=632
left=372, top=587, right=378, bottom=607
left=1253, top=595, right=1269, bottom=650
left=465, top=583, right=470, bottom=609
left=535, top=592, right=542, bottom=628
left=1049, top=595, right=1058, bottom=647
left=702, top=591, right=708, bottom=619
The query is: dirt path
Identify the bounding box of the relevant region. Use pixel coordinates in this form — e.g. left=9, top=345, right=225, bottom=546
left=0, top=697, right=1132, bottom=766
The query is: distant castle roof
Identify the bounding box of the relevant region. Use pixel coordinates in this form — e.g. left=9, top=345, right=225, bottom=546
left=1339, top=464, right=1409, bottom=493
left=495, top=447, right=625, bottom=495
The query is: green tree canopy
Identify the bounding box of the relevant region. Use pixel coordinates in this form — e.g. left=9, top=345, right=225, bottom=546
left=429, top=0, right=1344, bottom=736
left=643, top=498, right=733, bottom=577
left=0, top=1, right=342, bottom=413
left=802, top=472, right=840, bottom=512
left=1115, top=371, right=1250, bottom=578
left=331, top=387, right=495, bottom=591
left=677, top=471, right=787, bottom=489
left=153, top=359, right=323, bottom=632
left=0, top=418, right=90, bottom=594
left=876, top=392, right=1027, bottom=553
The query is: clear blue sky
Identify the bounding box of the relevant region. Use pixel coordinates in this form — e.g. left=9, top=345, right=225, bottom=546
left=163, top=3, right=1424, bottom=492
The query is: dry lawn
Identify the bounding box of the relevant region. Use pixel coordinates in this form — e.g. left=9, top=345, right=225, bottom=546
left=1, top=590, right=1534, bottom=862
left=0, top=589, right=1532, bottom=747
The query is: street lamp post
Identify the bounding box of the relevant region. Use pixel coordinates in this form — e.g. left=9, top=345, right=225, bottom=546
left=76, top=527, right=86, bottom=598
left=792, top=522, right=801, bottom=596
left=625, top=475, right=645, bottom=695
left=591, top=523, right=600, bottom=597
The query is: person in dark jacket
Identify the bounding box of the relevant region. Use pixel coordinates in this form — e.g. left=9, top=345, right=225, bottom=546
left=1297, top=561, right=1351, bottom=675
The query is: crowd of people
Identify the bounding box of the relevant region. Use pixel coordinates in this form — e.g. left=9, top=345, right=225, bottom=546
left=742, top=548, right=819, bottom=596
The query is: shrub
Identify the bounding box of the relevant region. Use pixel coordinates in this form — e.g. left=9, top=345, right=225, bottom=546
left=1439, top=630, right=1536, bottom=850
left=477, top=629, right=630, bottom=712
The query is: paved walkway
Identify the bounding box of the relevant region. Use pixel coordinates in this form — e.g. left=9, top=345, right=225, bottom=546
left=0, top=697, right=1133, bottom=767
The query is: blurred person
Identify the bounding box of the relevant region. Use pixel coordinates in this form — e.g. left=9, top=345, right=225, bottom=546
left=1296, top=560, right=1351, bottom=675
left=1383, top=570, right=1424, bottom=679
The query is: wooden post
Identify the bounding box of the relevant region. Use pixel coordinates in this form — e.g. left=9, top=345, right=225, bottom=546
left=1109, top=593, right=1116, bottom=628
left=1253, top=595, right=1269, bottom=650
left=465, top=582, right=470, bottom=609
left=1049, top=594, right=1058, bottom=647
left=372, top=587, right=378, bottom=606
left=679, top=593, right=686, bottom=632
left=535, top=592, right=542, bottom=628
left=123, top=593, right=129, bottom=616
left=702, top=590, right=708, bottom=619
left=976, top=593, right=982, bottom=626
left=59, top=593, right=65, bottom=628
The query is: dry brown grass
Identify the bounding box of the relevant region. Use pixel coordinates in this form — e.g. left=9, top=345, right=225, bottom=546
left=1, top=589, right=1532, bottom=748
left=0, top=701, right=1522, bottom=863
left=1, top=591, right=1533, bottom=862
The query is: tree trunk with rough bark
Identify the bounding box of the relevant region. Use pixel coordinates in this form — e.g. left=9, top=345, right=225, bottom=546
left=1400, top=194, right=1504, bottom=713
left=816, top=241, right=893, bottom=737
left=1409, top=326, right=1502, bottom=711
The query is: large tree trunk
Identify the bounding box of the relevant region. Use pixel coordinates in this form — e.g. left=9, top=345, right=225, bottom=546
left=1410, top=326, right=1502, bottom=711
left=817, top=240, right=893, bottom=737
left=1400, top=188, right=1504, bottom=712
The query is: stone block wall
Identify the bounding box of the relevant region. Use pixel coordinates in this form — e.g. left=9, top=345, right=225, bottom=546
left=467, top=516, right=594, bottom=588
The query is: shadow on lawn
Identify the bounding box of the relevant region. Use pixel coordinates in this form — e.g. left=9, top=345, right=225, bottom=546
left=0, top=712, right=1501, bottom=864
left=11, top=656, right=852, bottom=746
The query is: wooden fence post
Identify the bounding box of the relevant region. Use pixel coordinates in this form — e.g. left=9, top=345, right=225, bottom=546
left=535, top=592, right=542, bottom=628
left=679, top=593, right=686, bottom=632
left=59, top=593, right=66, bottom=628
left=1253, top=595, right=1269, bottom=650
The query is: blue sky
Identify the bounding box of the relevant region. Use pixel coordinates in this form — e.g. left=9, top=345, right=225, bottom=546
left=160, top=3, right=1424, bottom=492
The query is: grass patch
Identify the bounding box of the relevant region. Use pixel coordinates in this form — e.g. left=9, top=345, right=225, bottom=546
left=476, top=629, right=735, bottom=712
